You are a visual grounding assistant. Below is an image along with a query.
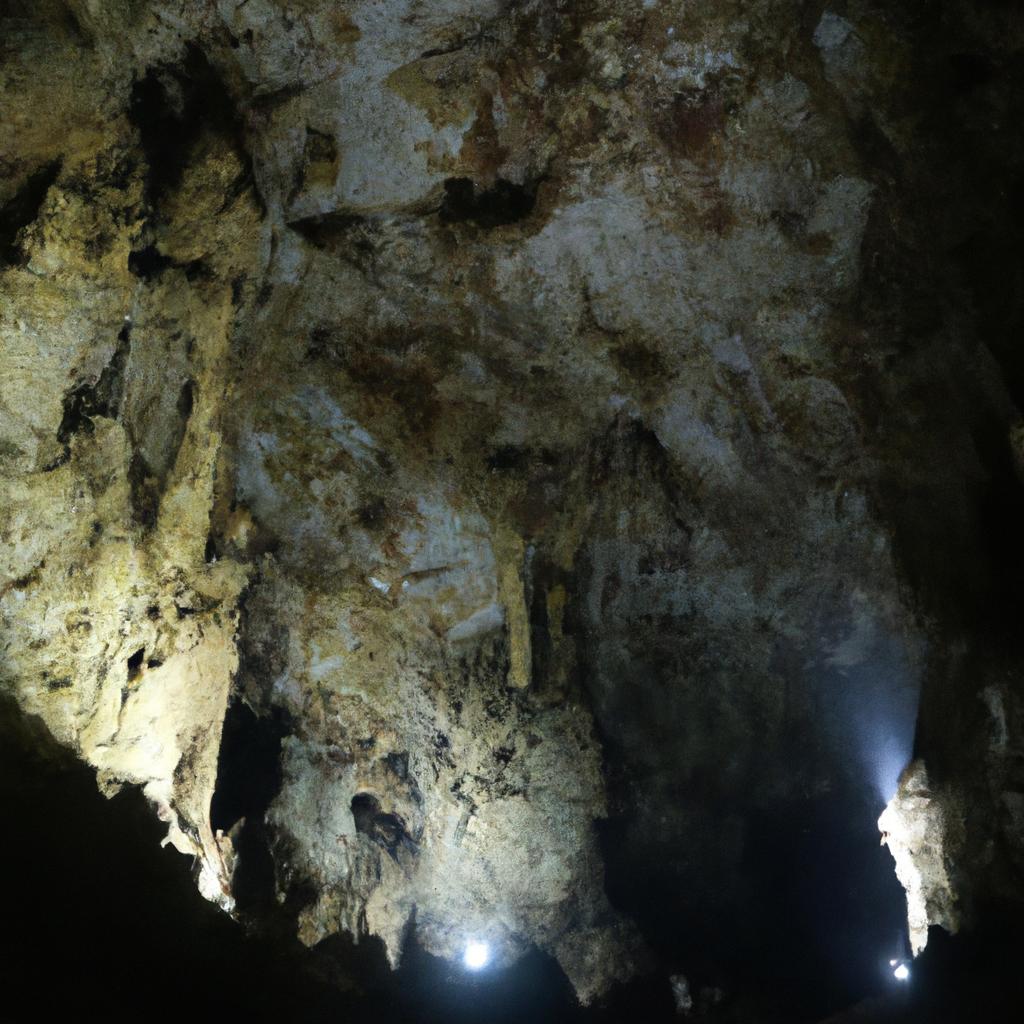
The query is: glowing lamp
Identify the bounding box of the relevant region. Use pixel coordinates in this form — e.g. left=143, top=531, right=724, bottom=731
left=463, top=940, right=490, bottom=970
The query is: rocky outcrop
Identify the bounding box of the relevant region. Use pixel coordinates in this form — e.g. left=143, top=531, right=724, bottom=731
left=879, top=761, right=961, bottom=955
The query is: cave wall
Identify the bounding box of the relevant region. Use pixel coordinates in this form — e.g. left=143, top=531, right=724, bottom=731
left=3, top=0, right=1024, bottom=1011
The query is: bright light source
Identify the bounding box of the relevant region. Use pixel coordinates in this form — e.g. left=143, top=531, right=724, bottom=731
left=463, top=940, right=490, bottom=970
left=893, top=963, right=910, bottom=981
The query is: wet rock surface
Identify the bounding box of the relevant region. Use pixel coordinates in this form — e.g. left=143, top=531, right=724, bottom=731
left=2, top=1, right=1024, bottom=1020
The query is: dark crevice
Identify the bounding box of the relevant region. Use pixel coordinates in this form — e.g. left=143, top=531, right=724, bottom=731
left=486, top=444, right=532, bottom=472
left=288, top=210, right=370, bottom=246
left=129, top=44, right=254, bottom=211
left=127, top=243, right=175, bottom=278
left=0, top=159, right=61, bottom=266
left=383, top=750, right=410, bottom=781
left=204, top=533, right=220, bottom=564
left=210, top=700, right=290, bottom=918
left=127, top=450, right=160, bottom=529
left=418, top=26, right=493, bottom=61
left=184, top=257, right=214, bottom=281
left=439, top=176, right=539, bottom=228
left=287, top=211, right=379, bottom=275
left=177, top=377, right=195, bottom=421
left=40, top=448, right=71, bottom=472
left=350, top=792, right=416, bottom=862
left=126, top=647, right=145, bottom=681
left=56, top=323, right=132, bottom=446
left=286, top=126, right=338, bottom=207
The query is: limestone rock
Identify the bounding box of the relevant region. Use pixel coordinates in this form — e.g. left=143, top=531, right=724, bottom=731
left=879, top=761, right=961, bottom=955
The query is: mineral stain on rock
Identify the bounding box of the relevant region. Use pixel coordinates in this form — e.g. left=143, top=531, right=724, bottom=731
left=2, top=1, right=1024, bottom=1022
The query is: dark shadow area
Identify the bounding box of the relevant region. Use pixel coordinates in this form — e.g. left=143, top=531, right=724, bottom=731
left=821, top=918, right=1024, bottom=1022
left=55, top=322, right=131, bottom=446
left=5, top=680, right=1021, bottom=1024
left=127, top=242, right=176, bottom=279
left=350, top=791, right=411, bottom=858
left=210, top=698, right=289, bottom=919
left=0, top=158, right=61, bottom=266
left=439, top=177, right=538, bottom=228
left=846, top=2, right=1024, bottom=645
left=597, top=788, right=910, bottom=1023
left=129, top=45, right=250, bottom=209
left=0, top=695, right=357, bottom=1022
left=287, top=210, right=372, bottom=250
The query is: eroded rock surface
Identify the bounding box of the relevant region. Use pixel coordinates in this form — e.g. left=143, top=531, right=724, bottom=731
left=879, top=761, right=961, bottom=955
left=3, top=0, right=1024, bottom=1011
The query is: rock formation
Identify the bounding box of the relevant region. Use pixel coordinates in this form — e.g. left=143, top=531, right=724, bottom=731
left=2, top=0, right=1023, bottom=1015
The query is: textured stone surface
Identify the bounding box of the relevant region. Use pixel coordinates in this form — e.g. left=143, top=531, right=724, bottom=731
left=879, top=761, right=961, bottom=955
left=3, top=0, right=1024, bottom=1013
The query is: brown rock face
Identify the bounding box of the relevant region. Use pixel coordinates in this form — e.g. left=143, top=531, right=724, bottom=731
left=2, top=1, right=1024, bottom=1018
